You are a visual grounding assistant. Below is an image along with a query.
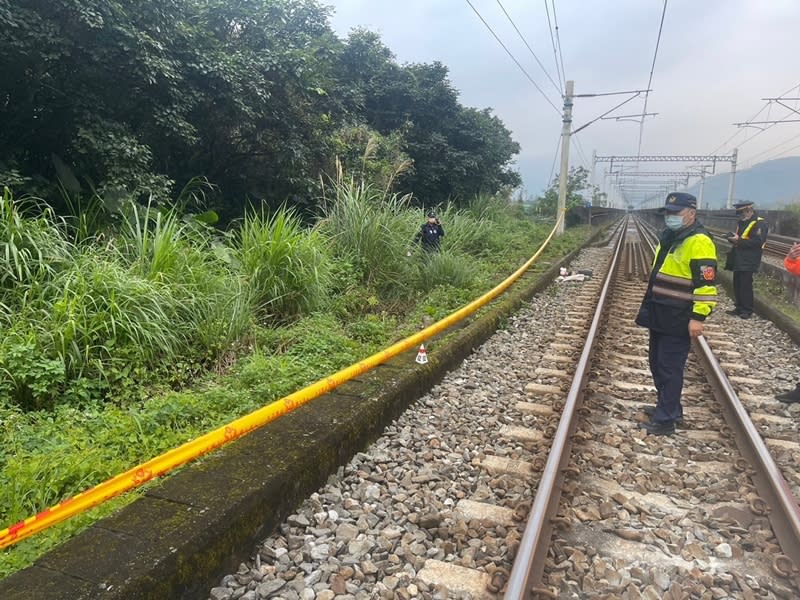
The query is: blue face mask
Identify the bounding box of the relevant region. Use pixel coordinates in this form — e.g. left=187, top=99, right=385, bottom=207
left=664, top=214, right=685, bottom=230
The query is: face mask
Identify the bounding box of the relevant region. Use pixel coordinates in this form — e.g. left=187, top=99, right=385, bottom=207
left=664, top=214, right=685, bottom=230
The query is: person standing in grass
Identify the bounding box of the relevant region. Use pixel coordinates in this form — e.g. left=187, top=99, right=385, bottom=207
left=413, top=211, right=445, bottom=253
left=776, top=242, right=800, bottom=403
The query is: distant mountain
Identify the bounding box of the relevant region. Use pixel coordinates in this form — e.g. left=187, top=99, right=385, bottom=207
left=686, top=156, right=800, bottom=209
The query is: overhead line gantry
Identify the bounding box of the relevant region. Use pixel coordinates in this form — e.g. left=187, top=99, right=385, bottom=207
left=593, top=152, right=739, bottom=209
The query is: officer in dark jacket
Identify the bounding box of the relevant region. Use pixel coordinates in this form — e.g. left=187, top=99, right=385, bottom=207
left=724, top=201, right=768, bottom=319
left=414, top=211, right=445, bottom=252
left=635, top=192, right=718, bottom=435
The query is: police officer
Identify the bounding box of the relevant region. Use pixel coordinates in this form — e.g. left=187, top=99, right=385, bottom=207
left=635, top=192, right=718, bottom=435
left=724, top=201, right=768, bottom=319
left=414, top=211, right=445, bottom=252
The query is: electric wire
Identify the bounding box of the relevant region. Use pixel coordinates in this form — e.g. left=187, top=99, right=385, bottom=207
left=572, top=92, right=642, bottom=135
left=495, top=0, right=562, bottom=96
left=551, top=0, right=567, bottom=90
left=465, top=0, right=561, bottom=114
left=736, top=106, right=800, bottom=157
left=547, top=134, right=561, bottom=185
left=573, top=133, right=590, bottom=170
left=759, top=139, right=800, bottom=164
left=706, top=81, right=800, bottom=156
left=543, top=0, right=563, bottom=92
left=741, top=129, right=800, bottom=168
left=734, top=83, right=800, bottom=166
left=636, top=0, right=668, bottom=158
left=705, top=103, right=768, bottom=156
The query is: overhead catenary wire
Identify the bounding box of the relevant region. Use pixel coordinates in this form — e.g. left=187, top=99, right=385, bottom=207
left=495, top=0, right=562, bottom=97
left=465, top=0, right=561, bottom=114
left=572, top=92, right=643, bottom=135
left=705, top=81, right=800, bottom=157
left=759, top=139, right=800, bottom=164
left=733, top=83, right=800, bottom=166
left=742, top=129, right=800, bottom=167
left=636, top=0, right=668, bottom=159
left=547, top=134, right=561, bottom=185
left=550, top=1, right=567, bottom=92
left=573, top=133, right=590, bottom=170
left=543, top=0, right=563, bottom=92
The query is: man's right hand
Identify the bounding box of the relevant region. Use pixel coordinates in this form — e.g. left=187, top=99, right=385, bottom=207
left=688, top=319, right=704, bottom=338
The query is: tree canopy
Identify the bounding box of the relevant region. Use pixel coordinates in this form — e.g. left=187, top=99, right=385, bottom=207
left=0, top=0, right=521, bottom=218
left=530, top=166, right=597, bottom=225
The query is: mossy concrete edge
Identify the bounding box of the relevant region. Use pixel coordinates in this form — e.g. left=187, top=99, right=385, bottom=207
left=0, top=228, right=608, bottom=600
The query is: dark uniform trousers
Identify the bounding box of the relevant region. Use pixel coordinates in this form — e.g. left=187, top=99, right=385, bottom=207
left=648, top=330, right=691, bottom=424
left=732, top=271, right=754, bottom=315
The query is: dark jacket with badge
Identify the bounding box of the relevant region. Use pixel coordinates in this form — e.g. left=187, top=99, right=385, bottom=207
left=636, top=221, right=718, bottom=335
left=724, top=214, right=768, bottom=272
left=415, top=222, right=444, bottom=251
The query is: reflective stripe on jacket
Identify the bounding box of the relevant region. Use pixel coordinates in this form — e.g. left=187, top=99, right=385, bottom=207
left=651, top=229, right=718, bottom=320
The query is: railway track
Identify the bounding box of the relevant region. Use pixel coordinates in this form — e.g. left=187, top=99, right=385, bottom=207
left=207, top=219, right=800, bottom=600
left=507, top=219, right=800, bottom=598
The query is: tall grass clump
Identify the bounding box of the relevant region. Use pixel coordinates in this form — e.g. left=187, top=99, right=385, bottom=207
left=233, top=207, right=329, bottom=322
left=433, top=204, right=496, bottom=258
left=116, top=200, right=252, bottom=357
left=0, top=188, right=73, bottom=294
left=319, top=178, right=415, bottom=293
left=0, top=196, right=257, bottom=411
left=1, top=250, right=185, bottom=410
left=118, top=201, right=190, bottom=282
left=412, top=252, right=476, bottom=292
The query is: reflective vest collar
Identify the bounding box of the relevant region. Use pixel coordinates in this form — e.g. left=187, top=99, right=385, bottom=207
left=741, top=216, right=763, bottom=240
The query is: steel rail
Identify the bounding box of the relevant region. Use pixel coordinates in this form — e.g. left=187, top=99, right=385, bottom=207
left=693, top=335, right=800, bottom=580
left=504, top=217, right=628, bottom=598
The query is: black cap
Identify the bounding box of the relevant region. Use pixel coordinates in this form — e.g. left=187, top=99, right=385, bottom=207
left=733, top=201, right=754, bottom=210
left=427, top=211, right=437, bottom=218
left=662, top=192, right=697, bottom=212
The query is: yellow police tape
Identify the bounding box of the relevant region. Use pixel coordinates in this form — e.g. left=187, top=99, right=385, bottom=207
left=0, top=212, right=564, bottom=550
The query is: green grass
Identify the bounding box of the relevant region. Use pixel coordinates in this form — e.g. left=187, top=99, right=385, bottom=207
left=0, top=186, right=593, bottom=578
left=754, top=272, right=800, bottom=324
left=233, top=206, right=329, bottom=322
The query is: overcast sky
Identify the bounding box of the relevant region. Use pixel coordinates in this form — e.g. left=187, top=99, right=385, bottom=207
left=325, top=0, right=800, bottom=203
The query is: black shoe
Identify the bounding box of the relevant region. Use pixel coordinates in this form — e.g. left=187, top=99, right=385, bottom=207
left=639, top=420, right=676, bottom=436
left=725, top=309, right=741, bottom=315
left=642, top=406, right=683, bottom=426
left=738, top=312, right=752, bottom=319
left=776, top=386, right=800, bottom=403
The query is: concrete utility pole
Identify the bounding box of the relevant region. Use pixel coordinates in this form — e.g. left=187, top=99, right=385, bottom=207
left=726, top=148, right=738, bottom=209
left=557, top=80, right=574, bottom=234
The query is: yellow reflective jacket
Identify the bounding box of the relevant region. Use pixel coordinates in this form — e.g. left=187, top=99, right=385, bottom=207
left=636, top=222, right=718, bottom=334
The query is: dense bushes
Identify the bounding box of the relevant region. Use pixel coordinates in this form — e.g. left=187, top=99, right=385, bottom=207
left=0, top=1, right=520, bottom=216
left=0, top=185, right=562, bottom=412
